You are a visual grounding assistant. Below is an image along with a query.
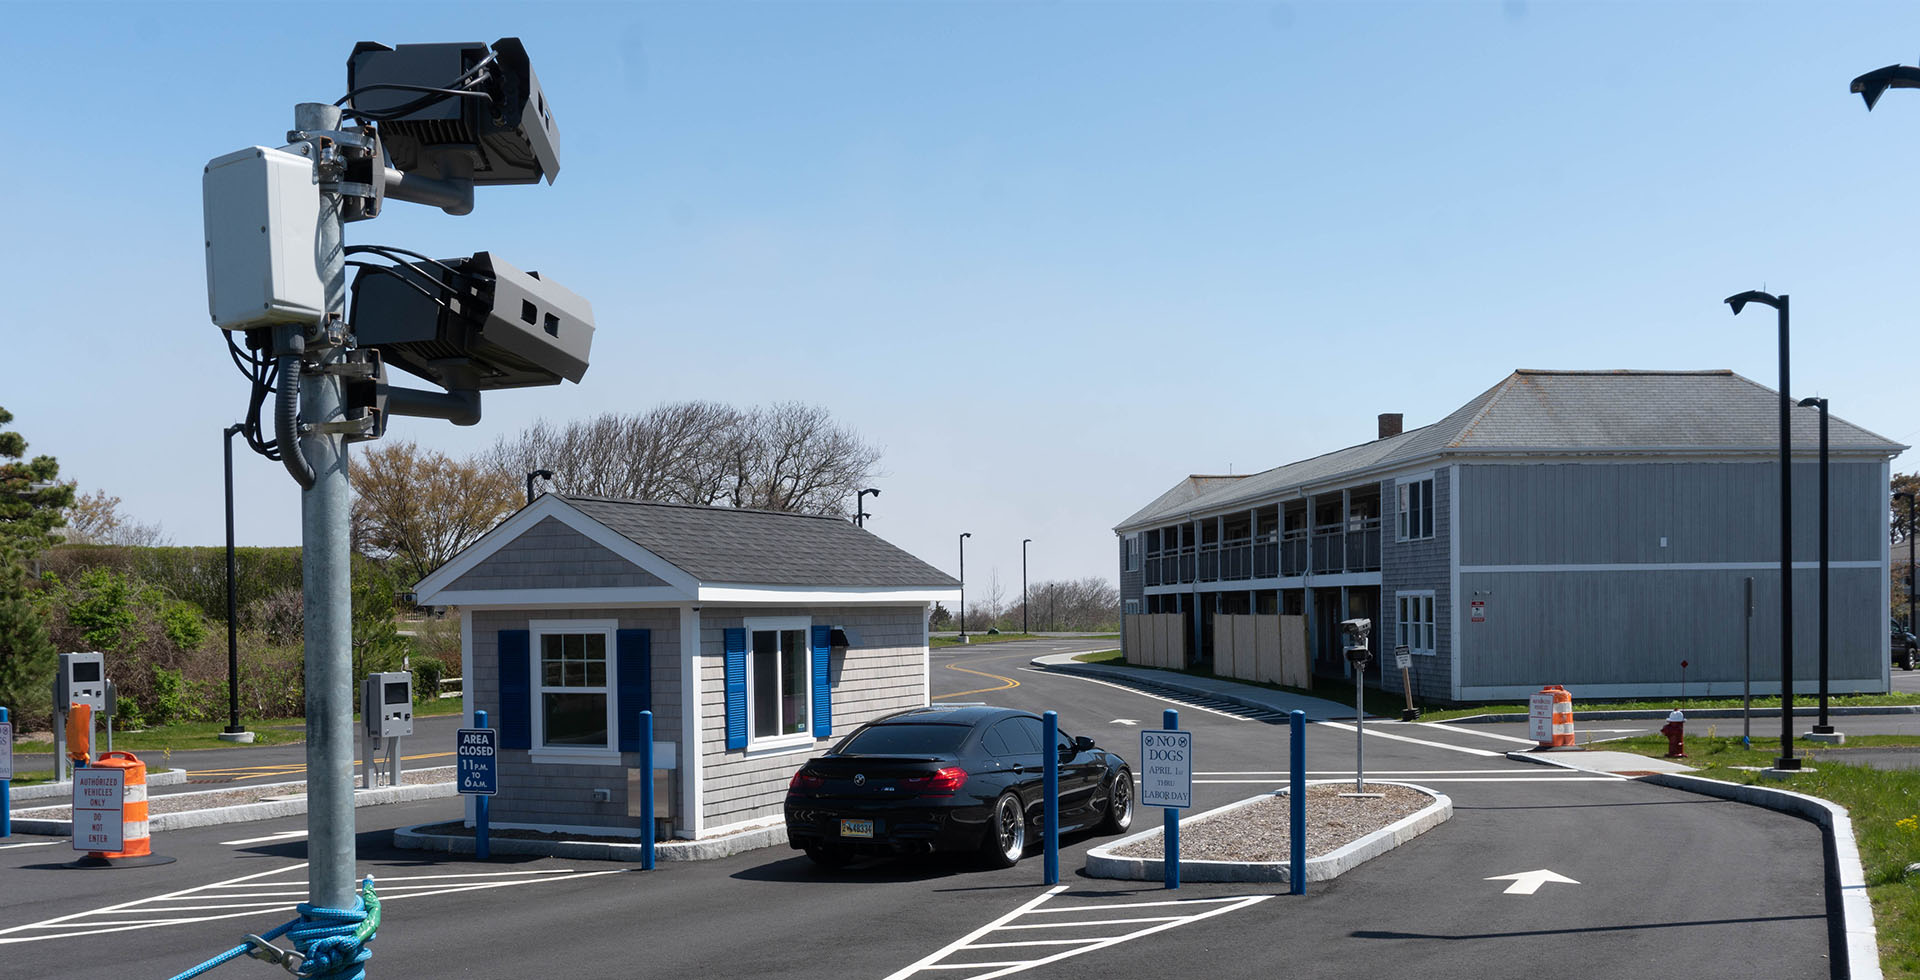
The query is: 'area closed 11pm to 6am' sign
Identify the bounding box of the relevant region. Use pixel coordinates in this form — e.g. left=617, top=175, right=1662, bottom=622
left=1139, top=729, right=1192, bottom=809
left=457, top=728, right=497, bottom=796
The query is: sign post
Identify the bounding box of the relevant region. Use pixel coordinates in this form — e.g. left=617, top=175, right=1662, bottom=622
left=1043, top=711, right=1060, bottom=885
left=1141, top=710, right=1192, bottom=889
left=1288, top=709, right=1305, bottom=895
left=1394, top=644, right=1419, bottom=721
left=458, top=714, right=498, bottom=861
left=1, top=707, right=12, bottom=839
left=72, top=767, right=125, bottom=854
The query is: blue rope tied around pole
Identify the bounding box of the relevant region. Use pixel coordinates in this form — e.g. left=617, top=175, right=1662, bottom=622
left=164, top=876, right=380, bottom=980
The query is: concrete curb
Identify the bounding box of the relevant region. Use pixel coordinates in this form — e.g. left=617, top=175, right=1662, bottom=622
left=1449, top=704, right=1920, bottom=724
left=393, top=819, right=788, bottom=862
left=8, top=768, right=190, bottom=804
left=1084, top=781, right=1451, bottom=883
left=11, top=774, right=459, bottom=836
left=1507, top=751, right=1882, bottom=980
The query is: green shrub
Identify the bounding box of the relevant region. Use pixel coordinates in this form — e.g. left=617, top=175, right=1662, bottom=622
left=410, top=656, right=447, bottom=702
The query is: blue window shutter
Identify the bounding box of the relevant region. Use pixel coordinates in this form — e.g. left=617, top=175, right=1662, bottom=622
left=616, top=629, right=652, bottom=752
left=724, top=628, right=747, bottom=750
left=498, top=630, right=531, bottom=750
left=811, top=625, right=833, bottom=739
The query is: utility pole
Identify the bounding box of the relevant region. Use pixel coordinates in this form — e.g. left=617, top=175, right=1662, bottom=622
left=1022, top=538, right=1032, bottom=635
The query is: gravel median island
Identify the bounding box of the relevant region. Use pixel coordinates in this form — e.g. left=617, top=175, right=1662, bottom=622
left=16, top=766, right=454, bottom=818
left=1111, top=783, right=1430, bottom=862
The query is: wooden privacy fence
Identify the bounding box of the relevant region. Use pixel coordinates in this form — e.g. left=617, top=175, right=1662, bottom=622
left=1123, top=614, right=1186, bottom=669
left=1212, top=614, right=1312, bottom=689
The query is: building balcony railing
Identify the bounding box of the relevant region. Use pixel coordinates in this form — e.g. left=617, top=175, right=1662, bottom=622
left=1149, top=521, right=1377, bottom=586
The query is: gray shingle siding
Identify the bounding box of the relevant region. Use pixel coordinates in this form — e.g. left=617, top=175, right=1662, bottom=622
left=1380, top=471, right=1452, bottom=701
left=449, top=517, right=668, bottom=591
left=1119, top=534, right=1143, bottom=611
left=697, top=605, right=927, bottom=830
left=468, top=607, right=681, bottom=832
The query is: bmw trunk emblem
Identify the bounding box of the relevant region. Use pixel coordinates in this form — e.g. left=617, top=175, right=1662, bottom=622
left=853, top=773, right=866, bottom=786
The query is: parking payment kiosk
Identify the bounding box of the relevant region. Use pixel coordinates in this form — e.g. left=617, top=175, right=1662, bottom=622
left=361, top=672, right=414, bottom=788
left=53, top=653, right=113, bottom=783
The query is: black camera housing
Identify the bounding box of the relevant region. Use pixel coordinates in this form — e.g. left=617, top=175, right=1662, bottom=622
left=348, top=37, right=560, bottom=185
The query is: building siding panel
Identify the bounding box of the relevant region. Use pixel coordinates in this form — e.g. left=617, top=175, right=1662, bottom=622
left=450, top=517, right=670, bottom=591
left=1380, top=470, right=1452, bottom=701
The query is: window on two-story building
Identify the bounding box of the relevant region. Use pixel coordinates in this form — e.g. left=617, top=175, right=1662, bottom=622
left=1397, top=476, right=1435, bottom=541
left=1124, top=534, right=1141, bottom=573
left=1396, top=592, right=1435, bottom=654
left=1124, top=599, right=1140, bottom=615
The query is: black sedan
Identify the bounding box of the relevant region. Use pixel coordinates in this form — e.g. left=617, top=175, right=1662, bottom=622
left=784, top=704, right=1133, bottom=868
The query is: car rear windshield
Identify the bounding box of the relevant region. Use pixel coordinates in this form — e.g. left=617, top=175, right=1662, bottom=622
left=836, top=723, right=972, bottom=756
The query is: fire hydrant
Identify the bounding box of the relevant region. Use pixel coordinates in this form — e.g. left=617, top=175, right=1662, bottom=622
left=1660, top=709, right=1687, bottom=758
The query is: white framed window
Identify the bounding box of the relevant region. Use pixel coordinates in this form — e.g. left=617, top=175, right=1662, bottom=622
left=1397, top=476, right=1435, bottom=541
left=530, top=618, right=619, bottom=761
left=744, top=616, right=812, bottom=749
left=1125, top=535, right=1141, bottom=573
left=1395, top=592, right=1436, bottom=654
left=1124, top=599, right=1140, bottom=615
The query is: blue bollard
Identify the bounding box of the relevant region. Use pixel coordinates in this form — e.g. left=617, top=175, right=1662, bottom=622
left=1164, top=707, right=1179, bottom=890
left=1290, top=709, right=1306, bottom=895
left=641, top=710, right=656, bottom=871
left=1042, top=710, right=1059, bottom=885
left=475, top=709, right=490, bottom=861
left=1, top=706, right=10, bottom=840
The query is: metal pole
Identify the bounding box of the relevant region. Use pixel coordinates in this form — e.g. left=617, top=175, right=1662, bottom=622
left=1022, top=539, right=1031, bottom=635
left=1354, top=673, right=1365, bottom=793
left=959, top=533, right=969, bottom=637
left=1776, top=297, right=1797, bottom=770
left=1163, top=707, right=1179, bottom=890
left=224, top=425, right=243, bottom=735
left=295, top=100, right=357, bottom=910
left=1909, top=497, right=1916, bottom=639
left=475, top=709, right=490, bottom=861
left=1288, top=709, right=1304, bottom=895
left=1813, top=400, right=1832, bottom=734
left=641, top=709, right=656, bottom=871
left=1042, top=710, right=1059, bottom=885
left=1, top=706, right=10, bottom=839
left=1743, top=576, right=1754, bottom=749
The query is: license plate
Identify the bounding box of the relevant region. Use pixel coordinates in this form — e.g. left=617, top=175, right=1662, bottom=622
left=840, top=819, right=874, bottom=839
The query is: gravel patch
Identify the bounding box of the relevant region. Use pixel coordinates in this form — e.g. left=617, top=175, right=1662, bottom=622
left=15, top=766, right=454, bottom=819
left=1111, top=783, right=1429, bottom=862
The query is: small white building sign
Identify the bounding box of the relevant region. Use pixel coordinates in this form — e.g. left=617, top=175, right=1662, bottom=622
left=1139, top=729, right=1192, bottom=809
left=72, top=768, right=125, bottom=853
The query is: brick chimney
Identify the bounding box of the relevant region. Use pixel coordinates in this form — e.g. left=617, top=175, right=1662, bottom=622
left=1378, top=413, right=1403, bottom=439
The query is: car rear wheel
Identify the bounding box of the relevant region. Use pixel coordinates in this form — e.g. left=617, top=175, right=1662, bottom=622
left=1901, top=646, right=1916, bottom=671
left=1099, top=768, right=1133, bottom=834
left=804, top=844, right=854, bottom=868
left=981, top=792, right=1026, bottom=869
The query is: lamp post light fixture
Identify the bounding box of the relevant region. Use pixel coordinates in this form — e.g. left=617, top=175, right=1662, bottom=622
left=1725, top=289, right=1799, bottom=771
left=1798, top=396, right=1835, bottom=738
left=855, top=487, right=881, bottom=528
left=1851, top=62, right=1920, bottom=110
left=218, top=425, right=253, bottom=743
left=526, top=468, right=553, bottom=505
left=1899, top=491, right=1917, bottom=648
left=959, top=532, right=972, bottom=639
left=1022, top=538, right=1032, bottom=635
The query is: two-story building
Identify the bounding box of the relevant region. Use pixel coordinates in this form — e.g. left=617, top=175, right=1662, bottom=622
left=1116, top=369, right=1904, bottom=703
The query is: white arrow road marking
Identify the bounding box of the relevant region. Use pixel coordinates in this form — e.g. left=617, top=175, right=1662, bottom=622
left=1110, top=719, right=1138, bottom=726
left=221, top=830, right=308, bottom=846
left=1485, top=869, right=1581, bottom=895
left=0, top=840, right=61, bottom=850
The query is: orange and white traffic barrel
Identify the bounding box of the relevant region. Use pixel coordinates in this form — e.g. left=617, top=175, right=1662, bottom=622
left=1548, top=685, right=1576, bottom=747
left=87, top=751, right=151, bottom=859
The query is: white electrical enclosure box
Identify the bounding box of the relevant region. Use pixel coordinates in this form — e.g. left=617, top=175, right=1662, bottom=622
left=203, top=145, right=325, bottom=330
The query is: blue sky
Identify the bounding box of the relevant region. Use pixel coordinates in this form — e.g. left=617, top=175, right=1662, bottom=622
left=4, top=1, right=1920, bottom=597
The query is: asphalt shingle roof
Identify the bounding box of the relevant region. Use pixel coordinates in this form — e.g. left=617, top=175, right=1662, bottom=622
left=564, top=496, right=959, bottom=589
left=1117, top=369, right=1907, bottom=531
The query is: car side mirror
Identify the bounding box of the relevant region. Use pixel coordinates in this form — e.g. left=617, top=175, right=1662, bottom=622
left=1073, top=735, right=1095, bottom=753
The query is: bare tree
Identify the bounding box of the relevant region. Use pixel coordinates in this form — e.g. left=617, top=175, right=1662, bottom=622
left=64, top=490, right=171, bottom=547
left=1010, top=577, right=1122, bottom=632
left=353, top=440, right=521, bottom=583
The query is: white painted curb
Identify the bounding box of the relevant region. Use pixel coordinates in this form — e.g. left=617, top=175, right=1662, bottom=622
left=8, top=767, right=189, bottom=802
left=394, top=819, right=788, bottom=862
left=11, top=772, right=458, bottom=836
left=1085, top=780, right=1451, bottom=883
left=1507, top=751, right=1882, bottom=980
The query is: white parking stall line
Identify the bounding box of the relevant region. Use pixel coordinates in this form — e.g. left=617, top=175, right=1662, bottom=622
left=1054, top=675, right=1259, bottom=721
left=1413, top=723, right=1541, bottom=745
left=0, top=863, right=629, bottom=945
left=885, top=887, right=1270, bottom=980
left=1195, top=775, right=1622, bottom=784
left=221, top=830, right=309, bottom=846
left=0, top=840, right=60, bottom=850
left=1311, top=720, right=1503, bottom=757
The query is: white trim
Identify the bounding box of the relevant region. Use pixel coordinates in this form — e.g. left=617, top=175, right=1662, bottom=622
left=528, top=618, right=618, bottom=757
left=698, top=585, right=959, bottom=605
left=1459, top=678, right=1889, bottom=700
left=424, top=586, right=695, bottom=608
left=1883, top=459, right=1894, bottom=692
left=460, top=609, right=475, bottom=828
left=920, top=603, right=932, bottom=708
left=1394, top=590, right=1437, bottom=655
left=680, top=605, right=703, bottom=840
left=741, top=615, right=812, bottom=749
left=1460, top=561, right=1884, bottom=574
left=1449, top=464, right=1462, bottom=703
left=415, top=495, right=701, bottom=601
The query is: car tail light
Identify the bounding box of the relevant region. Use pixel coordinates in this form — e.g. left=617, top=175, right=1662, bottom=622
left=923, top=766, right=968, bottom=796
left=788, top=769, right=824, bottom=794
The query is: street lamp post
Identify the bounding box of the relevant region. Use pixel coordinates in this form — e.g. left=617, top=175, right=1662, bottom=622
left=855, top=487, right=880, bottom=528
left=1799, top=397, right=1834, bottom=737
left=959, top=533, right=972, bottom=638
left=526, top=469, right=553, bottom=505
left=1022, top=538, right=1032, bottom=635
left=1726, top=289, right=1799, bottom=771
left=219, top=425, right=250, bottom=742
